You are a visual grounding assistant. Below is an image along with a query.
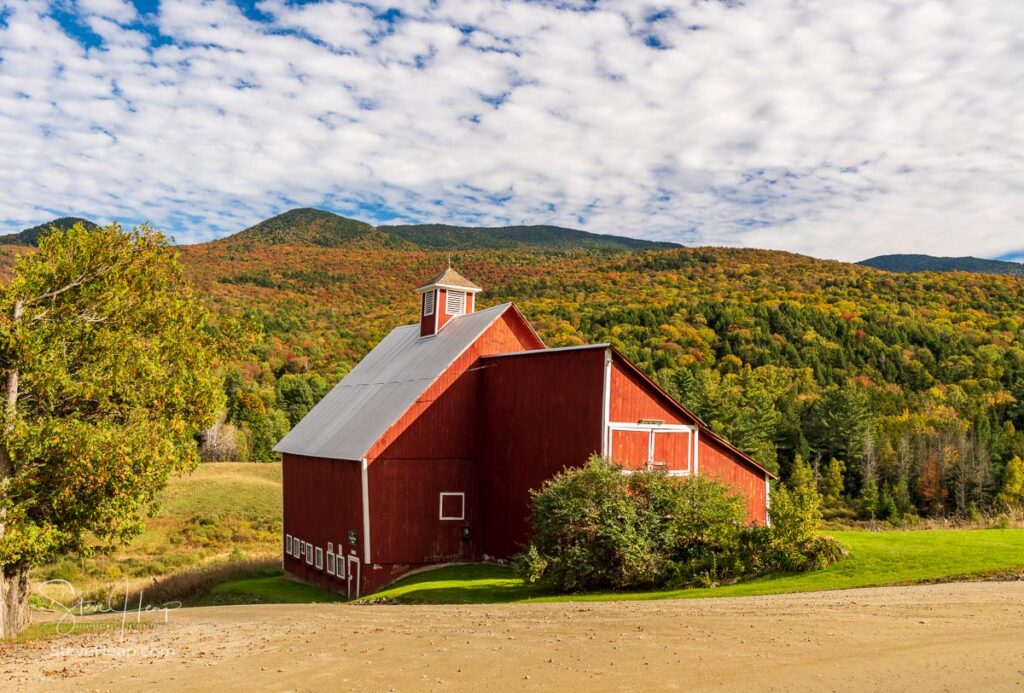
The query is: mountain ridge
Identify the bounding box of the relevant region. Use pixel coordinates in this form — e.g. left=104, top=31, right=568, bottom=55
left=859, top=253, right=1024, bottom=278
left=4, top=208, right=681, bottom=252
left=0, top=217, right=100, bottom=246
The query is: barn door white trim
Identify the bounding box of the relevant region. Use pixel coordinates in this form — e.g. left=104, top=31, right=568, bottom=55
left=347, top=556, right=361, bottom=600
left=601, top=348, right=612, bottom=457
left=608, top=423, right=697, bottom=474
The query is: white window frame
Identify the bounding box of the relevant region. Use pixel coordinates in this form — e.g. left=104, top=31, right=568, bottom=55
left=445, top=290, right=466, bottom=316
left=423, top=290, right=435, bottom=316
left=327, top=551, right=336, bottom=576
left=439, top=492, right=465, bottom=521
left=608, top=422, right=696, bottom=476
left=305, top=542, right=313, bottom=566
left=315, top=547, right=324, bottom=570
left=285, top=534, right=293, bottom=556
left=336, top=544, right=346, bottom=579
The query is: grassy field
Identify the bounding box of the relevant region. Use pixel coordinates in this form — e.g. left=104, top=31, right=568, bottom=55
left=32, top=462, right=283, bottom=599
left=361, top=528, right=1024, bottom=604
left=200, top=574, right=345, bottom=606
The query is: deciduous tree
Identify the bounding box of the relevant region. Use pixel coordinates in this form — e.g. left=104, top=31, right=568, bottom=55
left=0, top=224, right=223, bottom=637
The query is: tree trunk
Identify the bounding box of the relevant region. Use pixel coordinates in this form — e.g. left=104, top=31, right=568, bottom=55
left=0, top=299, right=24, bottom=638
left=0, top=566, right=29, bottom=639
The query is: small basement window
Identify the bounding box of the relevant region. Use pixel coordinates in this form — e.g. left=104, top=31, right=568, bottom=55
left=445, top=290, right=466, bottom=315
left=306, top=542, right=313, bottom=565
left=423, top=290, right=435, bottom=316
left=439, top=492, right=465, bottom=520
left=315, top=547, right=324, bottom=570
left=327, top=552, right=335, bottom=576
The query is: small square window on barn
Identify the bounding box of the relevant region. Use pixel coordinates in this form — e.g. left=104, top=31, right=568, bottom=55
left=306, top=542, right=313, bottom=565
left=327, top=552, right=335, bottom=576
left=439, top=492, right=465, bottom=520
left=445, top=290, right=466, bottom=316
left=315, top=547, right=324, bottom=570
left=285, top=534, right=293, bottom=556
left=423, top=291, right=435, bottom=316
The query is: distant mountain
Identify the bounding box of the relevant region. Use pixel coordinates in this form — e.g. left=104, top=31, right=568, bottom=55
left=380, top=223, right=680, bottom=251
left=859, top=254, right=1024, bottom=278
left=0, top=217, right=99, bottom=246
left=223, top=209, right=406, bottom=249
left=216, top=208, right=678, bottom=251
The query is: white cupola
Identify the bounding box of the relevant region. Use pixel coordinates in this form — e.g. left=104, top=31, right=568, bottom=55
left=416, top=267, right=483, bottom=337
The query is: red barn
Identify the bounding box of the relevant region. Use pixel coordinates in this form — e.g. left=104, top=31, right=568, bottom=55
left=275, top=268, right=775, bottom=597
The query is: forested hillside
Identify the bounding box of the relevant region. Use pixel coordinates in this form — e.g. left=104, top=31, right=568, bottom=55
left=179, top=222, right=1024, bottom=524
left=7, top=214, right=1024, bottom=522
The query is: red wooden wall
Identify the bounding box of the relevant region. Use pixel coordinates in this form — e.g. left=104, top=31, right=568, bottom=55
left=419, top=290, right=436, bottom=337
left=479, top=347, right=606, bottom=558
left=698, top=435, right=768, bottom=524
left=281, top=453, right=363, bottom=593
left=609, top=358, right=692, bottom=426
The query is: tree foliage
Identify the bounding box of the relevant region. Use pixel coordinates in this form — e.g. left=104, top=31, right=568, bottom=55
left=0, top=224, right=224, bottom=569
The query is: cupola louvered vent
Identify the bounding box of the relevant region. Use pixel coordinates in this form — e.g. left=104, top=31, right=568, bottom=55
left=446, top=290, right=466, bottom=316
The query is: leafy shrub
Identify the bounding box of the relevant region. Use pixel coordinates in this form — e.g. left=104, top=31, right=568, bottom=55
left=516, top=456, right=845, bottom=593
left=519, top=456, right=753, bottom=591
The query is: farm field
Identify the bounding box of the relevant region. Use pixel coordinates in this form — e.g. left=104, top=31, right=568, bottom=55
left=31, top=463, right=283, bottom=602
left=8, top=580, right=1024, bottom=691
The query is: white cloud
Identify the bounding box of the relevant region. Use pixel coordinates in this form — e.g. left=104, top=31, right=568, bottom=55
left=0, top=0, right=1020, bottom=260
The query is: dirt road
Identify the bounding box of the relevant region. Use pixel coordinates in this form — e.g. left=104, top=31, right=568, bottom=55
left=5, top=581, right=1024, bottom=692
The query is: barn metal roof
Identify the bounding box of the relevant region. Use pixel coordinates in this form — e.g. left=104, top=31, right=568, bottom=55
left=273, top=303, right=513, bottom=461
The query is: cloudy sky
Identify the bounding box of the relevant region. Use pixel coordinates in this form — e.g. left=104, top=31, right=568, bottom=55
left=0, top=0, right=1021, bottom=261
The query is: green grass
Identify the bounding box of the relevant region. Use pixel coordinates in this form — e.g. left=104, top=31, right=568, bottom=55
left=201, top=572, right=345, bottom=606
left=4, top=620, right=155, bottom=646
left=158, top=462, right=282, bottom=519
left=32, top=462, right=283, bottom=593
left=362, top=528, right=1024, bottom=604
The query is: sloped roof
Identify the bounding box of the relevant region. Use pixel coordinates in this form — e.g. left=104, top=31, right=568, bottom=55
left=274, top=303, right=512, bottom=460
left=416, top=267, right=482, bottom=292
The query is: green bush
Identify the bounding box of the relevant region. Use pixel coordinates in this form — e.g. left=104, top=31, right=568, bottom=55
left=516, top=456, right=845, bottom=593
left=518, top=456, right=749, bottom=591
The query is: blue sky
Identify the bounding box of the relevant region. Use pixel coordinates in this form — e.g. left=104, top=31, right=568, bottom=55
left=0, top=0, right=1021, bottom=261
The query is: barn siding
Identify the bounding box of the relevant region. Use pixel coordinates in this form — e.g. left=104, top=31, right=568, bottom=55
left=610, top=428, right=650, bottom=470
left=698, top=436, right=769, bottom=524
left=281, top=453, right=363, bottom=594
left=479, top=347, right=606, bottom=558
left=368, top=458, right=476, bottom=563
left=609, top=360, right=692, bottom=426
